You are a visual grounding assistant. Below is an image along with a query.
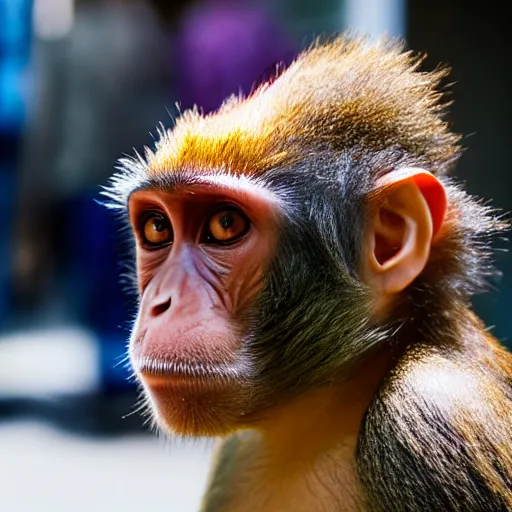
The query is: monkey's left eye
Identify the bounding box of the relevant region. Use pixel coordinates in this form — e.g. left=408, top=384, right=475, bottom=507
left=141, top=212, right=173, bottom=247
left=205, top=208, right=249, bottom=244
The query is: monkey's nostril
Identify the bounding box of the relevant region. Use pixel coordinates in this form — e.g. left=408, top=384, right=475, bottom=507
left=150, top=298, right=171, bottom=317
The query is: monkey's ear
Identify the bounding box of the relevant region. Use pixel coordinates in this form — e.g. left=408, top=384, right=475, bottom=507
left=364, top=168, right=446, bottom=295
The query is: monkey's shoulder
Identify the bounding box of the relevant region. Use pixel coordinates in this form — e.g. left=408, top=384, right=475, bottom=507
left=357, top=346, right=512, bottom=512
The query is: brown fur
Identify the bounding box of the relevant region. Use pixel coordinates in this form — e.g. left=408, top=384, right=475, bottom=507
left=358, top=308, right=512, bottom=511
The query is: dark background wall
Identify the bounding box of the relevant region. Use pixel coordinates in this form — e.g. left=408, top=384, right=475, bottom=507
left=408, top=0, right=512, bottom=343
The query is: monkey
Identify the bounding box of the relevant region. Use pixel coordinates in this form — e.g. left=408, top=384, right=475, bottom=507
left=103, top=36, right=512, bottom=511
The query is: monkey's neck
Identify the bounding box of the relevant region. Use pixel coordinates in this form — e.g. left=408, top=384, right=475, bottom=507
left=260, top=356, right=389, bottom=463
left=227, top=352, right=392, bottom=511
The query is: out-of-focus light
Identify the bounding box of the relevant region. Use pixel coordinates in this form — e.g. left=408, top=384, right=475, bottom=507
left=33, top=0, right=74, bottom=40
left=344, top=0, right=405, bottom=39
left=0, top=328, right=99, bottom=398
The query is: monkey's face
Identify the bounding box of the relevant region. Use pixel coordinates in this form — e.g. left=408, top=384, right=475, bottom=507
left=126, top=168, right=385, bottom=437
left=124, top=165, right=446, bottom=437
left=128, top=174, right=282, bottom=436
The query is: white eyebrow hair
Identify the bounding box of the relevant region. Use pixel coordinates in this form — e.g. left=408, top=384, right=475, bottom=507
left=101, top=158, right=287, bottom=211
left=190, top=171, right=283, bottom=206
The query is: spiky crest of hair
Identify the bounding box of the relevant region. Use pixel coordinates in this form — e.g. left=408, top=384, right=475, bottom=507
left=143, top=36, right=461, bottom=177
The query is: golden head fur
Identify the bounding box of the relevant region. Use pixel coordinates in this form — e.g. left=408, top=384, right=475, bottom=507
left=146, top=36, right=461, bottom=177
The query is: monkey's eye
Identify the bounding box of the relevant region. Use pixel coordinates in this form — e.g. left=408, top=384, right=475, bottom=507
left=141, top=212, right=173, bottom=247
left=206, top=208, right=249, bottom=244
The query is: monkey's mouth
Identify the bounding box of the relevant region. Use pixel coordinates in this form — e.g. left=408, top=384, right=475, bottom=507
left=134, top=356, right=248, bottom=436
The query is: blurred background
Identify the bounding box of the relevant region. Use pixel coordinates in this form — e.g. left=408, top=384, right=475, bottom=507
left=0, top=0, right=510, bottom=510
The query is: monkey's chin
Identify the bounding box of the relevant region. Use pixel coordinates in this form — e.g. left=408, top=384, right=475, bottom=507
left=140, top=373, right=246, bottom=437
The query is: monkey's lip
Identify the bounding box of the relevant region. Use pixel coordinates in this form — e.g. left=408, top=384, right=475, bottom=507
left=139, top=371, right=238, bottom=396
left=135, top=358, right=241, bottom=388
left=140, top=372, right=203, bottom=387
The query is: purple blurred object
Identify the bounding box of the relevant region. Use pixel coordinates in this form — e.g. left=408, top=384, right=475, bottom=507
left=175, top=0, right=295, bottom=114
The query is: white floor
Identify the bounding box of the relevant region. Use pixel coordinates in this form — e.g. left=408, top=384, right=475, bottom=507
left=0, top=327, right=214, bottom=511
left=0, top=421, right=214, bottom=512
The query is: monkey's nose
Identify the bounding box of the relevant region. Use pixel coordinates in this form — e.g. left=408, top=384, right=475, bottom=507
left=149, top=297, right=171, bottom=317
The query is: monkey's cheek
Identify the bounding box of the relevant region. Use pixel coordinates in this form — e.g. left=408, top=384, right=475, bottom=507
left=141, top=377, right=246, bottom=437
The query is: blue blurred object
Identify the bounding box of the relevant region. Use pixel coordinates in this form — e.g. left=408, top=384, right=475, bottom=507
left=0, top=167, right=15, bottom=323
left=67, top=194, right=133, bottom=392
left=0, top=0, right=32, bottom=133
left=0, top=0, right=32, bottom=325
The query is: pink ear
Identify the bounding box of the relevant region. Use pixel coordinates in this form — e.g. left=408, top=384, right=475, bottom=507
left=376, top=168, right=446, bottom=237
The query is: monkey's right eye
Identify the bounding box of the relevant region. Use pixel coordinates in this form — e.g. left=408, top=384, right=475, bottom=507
left=140, top=212, right=173, bottom=247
